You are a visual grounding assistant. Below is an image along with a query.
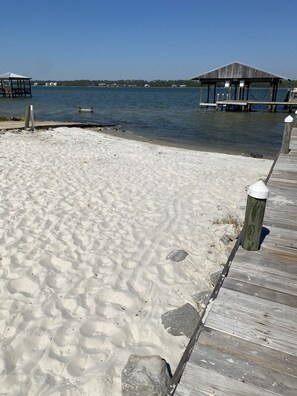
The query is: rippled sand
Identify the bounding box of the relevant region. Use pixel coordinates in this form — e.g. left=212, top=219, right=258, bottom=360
left=0, top=127, right=272, bottom=395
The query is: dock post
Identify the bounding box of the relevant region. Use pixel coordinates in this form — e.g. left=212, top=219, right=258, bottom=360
left=241, top=180, right=269, bottom=251
left=24, top=105, right=35, bottom=131
left=24, top=105, right=30, bottom=129
left=294, top=110, right=297, bottom=128
left=30, top=105, right=35, bottom=131
left=281, top=115, right=294, bottom=154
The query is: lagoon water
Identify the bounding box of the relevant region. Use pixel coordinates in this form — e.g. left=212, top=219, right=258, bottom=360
left=0, top=86, right=290, bottom=158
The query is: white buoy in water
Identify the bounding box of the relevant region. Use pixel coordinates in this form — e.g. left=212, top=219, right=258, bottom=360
left=78, top=107, right=94, bottom=113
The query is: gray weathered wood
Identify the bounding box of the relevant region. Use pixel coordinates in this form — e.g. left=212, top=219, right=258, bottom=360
left=29, top=104, right=35, bottom=131
left=241, top=195, right=267, bottom=251
left=174, top=128, right=297, bottom=396
left=24, top=105, right=30, bottom=129
left=281, top=120, right=293, bottom=154
left=224, top=278, right=297, bottom=307
left=190, top=342, right=297, bottom=395
left=206, top=289, right=297, bottom=356
left=177, top=363, right=280, bottom=396
left=198, top=329, right=297, bottom=378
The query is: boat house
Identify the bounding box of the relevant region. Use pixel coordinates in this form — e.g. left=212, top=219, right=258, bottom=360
left=193, top=62, right=288, bottom=111
left=0, top=72, right=32, bottom=98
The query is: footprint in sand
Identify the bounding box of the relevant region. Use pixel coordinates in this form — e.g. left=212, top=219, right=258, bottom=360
left=80, top=319, right=119, bottom=338
left=66, top=355, right=96, bottom=377
left=44, top=273, right=66, bottom=290
left=8, top=277, right=38, bottom=297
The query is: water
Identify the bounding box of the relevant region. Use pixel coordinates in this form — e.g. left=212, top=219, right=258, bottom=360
left=0, top=86, right=290, bottom=158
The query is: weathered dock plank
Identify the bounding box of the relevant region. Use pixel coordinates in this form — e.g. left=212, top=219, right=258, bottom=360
left=225, top=261, right=297, bottom=302
left=206, top=288, right=297, bottom=356
left=198, top=329, right=297, bottom=378
left=189, top=341, right=297, bottom=395
left=261, top=226, right=297, bottom=248
left=264, top=217, right=297, bottom=231
left=224, top=278, right=297, bottom=307
left=177, top=364, right=280, bottom=396
left=174, top=128, right=297, bottom=395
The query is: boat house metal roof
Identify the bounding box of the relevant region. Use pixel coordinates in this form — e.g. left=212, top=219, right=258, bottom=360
left=192, top=62, right=285, bottom=83
left=0, top=72, right=31, bottom=79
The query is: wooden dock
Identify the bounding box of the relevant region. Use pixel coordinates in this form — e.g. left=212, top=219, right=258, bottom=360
left=200, top=100, right=296, bottom=112
left=173, top=128, right=297, bottom=395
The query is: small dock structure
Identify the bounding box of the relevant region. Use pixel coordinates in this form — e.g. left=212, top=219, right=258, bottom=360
left=172, top=127, right=297, bottom=395
left=0, top=72, right=32, bottom=98
left=194, top=62, right=292, bottom=112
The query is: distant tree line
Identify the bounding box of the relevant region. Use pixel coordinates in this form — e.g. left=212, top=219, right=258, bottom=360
left=280, top=80, right=297, bottom=88
left=32, top=79, right=200, bottom=88
left=32, top=79, right=297, bottom=88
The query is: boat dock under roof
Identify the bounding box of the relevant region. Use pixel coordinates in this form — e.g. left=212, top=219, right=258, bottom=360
left=0, top=72, right=32, bottom=98
left=194, top=62, right=294, bottom=112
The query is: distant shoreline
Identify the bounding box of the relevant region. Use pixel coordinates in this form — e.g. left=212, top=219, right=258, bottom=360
left=31, top=79, right=297, bottom=89
left=32, top=80, right=200, bottom=88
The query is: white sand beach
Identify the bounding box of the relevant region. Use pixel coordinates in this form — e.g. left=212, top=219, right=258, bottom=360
left=0, top=127, right=272, bottom=395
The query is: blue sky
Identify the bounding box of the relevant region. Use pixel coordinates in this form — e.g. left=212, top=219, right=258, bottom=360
left=1, top=0, right=296, bottom=80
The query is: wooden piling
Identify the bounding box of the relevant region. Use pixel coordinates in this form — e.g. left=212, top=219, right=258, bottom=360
left=24, top=105, right=30, bottom=129
left=281, top=115, right=294, bottom=154
left=24, top=105, right=35, bottom=130
left=30, top=105, right=35, bottom=131
left=294, top=110, right=297, bottom=128
left=241, top=180, right=269, bottom=251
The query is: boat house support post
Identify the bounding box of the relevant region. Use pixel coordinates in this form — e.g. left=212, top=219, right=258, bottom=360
left=207, top=83, right=210, bottom=103
left=28, top=79, right=32, bottom=97
left=213, top=82, right=217, bottom=103
left=270, top=80, right=279, bottom=112
left=239, top=85, right=245, bottom=101
left=246, top=83, right=250, bottom=100
left=233, top=82, right=238, bottom=100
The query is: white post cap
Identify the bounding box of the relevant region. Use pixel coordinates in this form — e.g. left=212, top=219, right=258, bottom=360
left=248, top=180, right=269, bottom=199
left=285, top=115, right=294, bottom=123
left=295, top=110, right=297, bottom=114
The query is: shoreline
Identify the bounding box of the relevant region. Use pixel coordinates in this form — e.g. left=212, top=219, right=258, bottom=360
left=0, top=120, right=275, bottom=159
left=92, top=125, right=275, bottom=159
left=0, top=126, right=272, bottom=395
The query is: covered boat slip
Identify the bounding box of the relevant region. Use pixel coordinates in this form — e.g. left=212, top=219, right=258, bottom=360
left=173, top=128, right=297, bottom=395
left=194, top=62, right=293, bottom=112
left=0, top=72, right=32, bottom=97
